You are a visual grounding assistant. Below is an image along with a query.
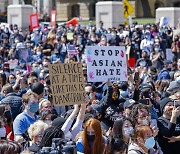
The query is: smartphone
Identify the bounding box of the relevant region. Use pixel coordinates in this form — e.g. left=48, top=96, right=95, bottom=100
left=134, top=72, right=139, bottom=81
left=139, top=99, right=149, bottom=105
left=174, top=100, right=180, bottom=108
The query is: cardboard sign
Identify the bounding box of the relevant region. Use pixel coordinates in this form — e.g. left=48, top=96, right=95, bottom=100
left=86, top=46, right=128, bottom=82
left=51, top=10, right=56, bottom=26
left=67, top=33, right=74, bottom=40
left=48, top=63, right=86, bottom=106
left=30, top=13, right=39, bottom=30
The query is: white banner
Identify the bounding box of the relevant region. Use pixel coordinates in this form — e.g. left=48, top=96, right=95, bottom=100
left=86, top=46, right=128, bottom=82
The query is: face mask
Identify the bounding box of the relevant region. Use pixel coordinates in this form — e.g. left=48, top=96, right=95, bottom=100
left=121, top=90, right=128, bottom=98
left=4, top=110, right=12, bottom=120
left=0, top=127, right=6, bottom=137
left=9, top=79, right=16, bottom=84
left=139, top=60, right=146, bottom=67
left=154, top=47, right=160, bottom=52
left=37, top=51, right=41, bottom=56
left=154, top=39, right=159, bottom=43
left=89, top=93, right=93, bottom=99
left=86, top=134, right=95, bottom=141
left=144, top=137, right=155, bottom=149
left=178, top=62, right=180, bottom=68
left=167, top=68, right=171, bottom=71
left=145, top=34, right=150, bottom=39
left=141, top=119, right=149, bottom=125
left=28, top=103, right=39, bottom=113
left=112, top=33, right=116, bottom=39
left=123, top=127, right=134, bottom=138
left=15, top=39, right=19, bottom=43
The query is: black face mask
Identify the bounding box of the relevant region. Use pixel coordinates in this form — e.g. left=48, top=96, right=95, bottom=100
left=4, top=110, right=12, bottom=121
left=46, top=80, right=50, bottom=85
left=86, top=134, right=95, bottom=141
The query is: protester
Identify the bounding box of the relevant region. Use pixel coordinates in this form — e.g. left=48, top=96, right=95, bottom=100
left=13, top=92, right=39, bottom=143
left=157, top=98, right=180, bottom=154
left=0, top=16, right=179, bottom=154
left=27, top=120, right=48, bottom=153
left=76, top=118, right=106, bottom=154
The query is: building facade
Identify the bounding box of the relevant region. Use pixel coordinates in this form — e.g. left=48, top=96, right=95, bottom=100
left=56, top=0, right=180, bottom=21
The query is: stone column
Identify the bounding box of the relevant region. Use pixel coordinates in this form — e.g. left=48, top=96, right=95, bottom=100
left=80, top=3, right=90, bottom=20
left=56, top=2, right=69, bottom=21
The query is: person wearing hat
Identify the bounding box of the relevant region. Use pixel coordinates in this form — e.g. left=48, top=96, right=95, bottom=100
left=150, top=43, right=164, bottom=71
left=123, top=99, right=137, bottom=118
left=31, top=82, right=44, bottom=99
left=157, top=60, right=171, bottom=80
left=157, top=98, right=180, bottom=154
left=140, top=30, right=154, bottom=55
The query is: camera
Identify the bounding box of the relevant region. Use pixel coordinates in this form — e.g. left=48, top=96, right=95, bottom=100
left=39, top=138, right=77, bottom=154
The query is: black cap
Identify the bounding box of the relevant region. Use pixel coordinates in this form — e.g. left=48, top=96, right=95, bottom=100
left=123, top=99, right=137, bottom=109
left=159, top=97, right=173, bottom=114
left=31, top=82, right=44, bottom=95
left=52, top=117, right=66, bottom=127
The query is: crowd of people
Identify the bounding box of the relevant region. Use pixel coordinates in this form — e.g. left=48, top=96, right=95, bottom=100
left=0, top=19, right=179, bottom=154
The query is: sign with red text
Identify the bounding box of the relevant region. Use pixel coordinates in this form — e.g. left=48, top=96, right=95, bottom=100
left=30, top=13, right=39, bottom=30
left=51, top=10, right=56, bottom=26
left=86, top=46, right=128, bottom=82
left=48, top=63, right=86, bottom=106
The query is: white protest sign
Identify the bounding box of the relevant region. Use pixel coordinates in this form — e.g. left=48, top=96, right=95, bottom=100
left=86, top=46, right=128, bottom=82
left=159, top=17, right=170, bottom=28
left=166, top=49, right=174, bottom=62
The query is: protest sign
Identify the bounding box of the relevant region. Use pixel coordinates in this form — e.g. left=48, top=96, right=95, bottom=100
left=67, top=33, right=74, bottom=40
left=18, top=48, right=29, bottom=63
left=166, top=49, right=174, bottom=62
left=86, top=46, right=128, bottom=82
left=50, top=10, right=56, bottom=26
left=8, top=59, right=18, bottom=70
left=48, top=63, right=86, bottom=106
left=67, top=44, right=79, bottom=62
left=30, top=13, right=39, bottom=30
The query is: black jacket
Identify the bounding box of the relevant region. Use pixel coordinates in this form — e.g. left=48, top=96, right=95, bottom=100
left=96, top=86, right=124, bottom=130
left=157, top=116, right=180, bottom=154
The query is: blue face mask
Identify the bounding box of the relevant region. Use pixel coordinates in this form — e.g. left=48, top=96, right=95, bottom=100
left=121, top=90, right=129, bottom=98
left=89, top=93, right=93, bottom=99
left=28, top=103, right=39, bottom=113
left=145, top=137, right=155, bottom=149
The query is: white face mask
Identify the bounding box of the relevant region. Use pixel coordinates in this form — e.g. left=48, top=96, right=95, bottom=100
left=123, top=127, right=134, bottom=138
left=0, top=127, right=6, bottom=137
left=37, top=51, right=41, bottom=56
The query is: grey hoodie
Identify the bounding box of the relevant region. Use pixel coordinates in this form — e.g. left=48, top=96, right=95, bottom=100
left=128, top=142, right=147, bottom=154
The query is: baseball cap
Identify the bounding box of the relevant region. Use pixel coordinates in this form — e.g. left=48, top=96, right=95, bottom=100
left=123, top=99, right=137, bottom=109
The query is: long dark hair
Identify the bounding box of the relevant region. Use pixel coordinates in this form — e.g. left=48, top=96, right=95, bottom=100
left=40, top=126, right=64, bottom=148
left=0, top=140, right=20, bottom=154
left=112, top=117, right=131, bottom=139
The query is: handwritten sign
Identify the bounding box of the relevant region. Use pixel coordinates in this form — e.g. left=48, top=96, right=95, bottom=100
left=48, top=63, right=86, bottom=106
left=86, top=46, right=128, bottom=82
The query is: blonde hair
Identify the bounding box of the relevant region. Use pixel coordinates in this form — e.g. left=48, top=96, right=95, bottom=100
left=28, top=120, right=48, bottom=142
